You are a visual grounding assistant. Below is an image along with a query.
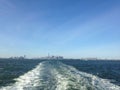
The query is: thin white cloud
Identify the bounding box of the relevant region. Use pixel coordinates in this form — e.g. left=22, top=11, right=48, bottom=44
left=45, top=7, right=120, bottom=47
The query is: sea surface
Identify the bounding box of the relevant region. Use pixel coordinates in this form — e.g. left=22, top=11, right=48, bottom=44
left=0, top=59, right=120, bottom=90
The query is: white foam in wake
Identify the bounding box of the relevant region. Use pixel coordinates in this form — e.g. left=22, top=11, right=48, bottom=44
left=0, top=61, right=120, bottom=90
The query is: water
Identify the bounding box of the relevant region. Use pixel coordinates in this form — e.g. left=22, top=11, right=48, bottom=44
left=0, top=59, right=120, bottom=90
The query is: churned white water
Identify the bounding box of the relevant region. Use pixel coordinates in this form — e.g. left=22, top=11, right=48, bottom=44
left=0, top=61, right=120, bottom=90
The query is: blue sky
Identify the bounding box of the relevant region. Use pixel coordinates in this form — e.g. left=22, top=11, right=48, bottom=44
left=0, top=0, right=120, bottom=59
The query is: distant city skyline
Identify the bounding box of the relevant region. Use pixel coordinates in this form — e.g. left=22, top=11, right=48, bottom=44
left=0, top=0, right=120, bottom=59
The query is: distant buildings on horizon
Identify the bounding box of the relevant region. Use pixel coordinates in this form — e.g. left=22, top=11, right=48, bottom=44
left=0, top=54, right=120, bottom=60
left=34, top=53, right=64, bottom=60
left=9, top=55, right=26, bottom=60
left=40, top=55, right=64, bottom=60
left=7, top=54, right=64, bottom=60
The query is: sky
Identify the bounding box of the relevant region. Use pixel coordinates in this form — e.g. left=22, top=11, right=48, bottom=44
left=0, top=0, right=120, bottom=59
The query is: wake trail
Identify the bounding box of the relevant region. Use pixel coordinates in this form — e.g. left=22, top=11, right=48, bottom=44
left=0, top=61, right=120, bottom=90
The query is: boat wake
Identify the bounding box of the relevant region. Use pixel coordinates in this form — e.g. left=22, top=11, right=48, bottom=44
left=0, top=61, right=120, bottom=90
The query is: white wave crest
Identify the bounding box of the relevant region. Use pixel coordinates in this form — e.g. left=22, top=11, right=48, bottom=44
left=0, top=61, right=120, bottom=90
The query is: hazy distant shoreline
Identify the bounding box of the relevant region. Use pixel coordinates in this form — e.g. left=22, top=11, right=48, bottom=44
left=0, top=58, right=120, bottom=61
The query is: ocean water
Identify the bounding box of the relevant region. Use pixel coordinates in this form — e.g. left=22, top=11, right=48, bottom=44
left=0, top=59, right=120, bottom=90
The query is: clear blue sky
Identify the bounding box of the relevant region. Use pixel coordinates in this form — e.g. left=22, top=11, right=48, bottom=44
left=0, top=0, right=120, bottom=59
